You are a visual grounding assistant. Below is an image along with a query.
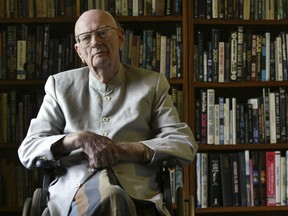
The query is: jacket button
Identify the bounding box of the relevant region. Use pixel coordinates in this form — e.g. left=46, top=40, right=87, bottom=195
left=88, top=168, right=95, bottom=173
left=104, top=96, right=111, bottom=101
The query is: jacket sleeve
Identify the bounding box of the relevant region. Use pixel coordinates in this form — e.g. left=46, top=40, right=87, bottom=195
left=18, top=75, right=66, bottom=169
left=140, top=73, right=198, bottom=166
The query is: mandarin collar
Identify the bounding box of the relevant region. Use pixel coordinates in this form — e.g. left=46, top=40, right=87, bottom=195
left=89, top=64, right=125, bottom=93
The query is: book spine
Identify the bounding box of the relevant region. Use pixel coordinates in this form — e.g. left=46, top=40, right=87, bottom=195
left=266, top=151, right=276, bottom=206
left=212, top=29, right=219, bottom=82
left=230, top=31, right=237, bottom=81
left=220, top=153, right=233, bottom=206
left=207, top=89, right=215, bottom=144
left=209, top=153, right=221, bottom=206
left=218, top=41, right=225, bottom=82
left=201, top=89, right=207, bottom=144
left=237, top=26, right=244, bottom=81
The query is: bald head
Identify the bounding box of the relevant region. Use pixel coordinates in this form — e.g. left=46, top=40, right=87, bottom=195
left=75, top=9, right=118, bottom=38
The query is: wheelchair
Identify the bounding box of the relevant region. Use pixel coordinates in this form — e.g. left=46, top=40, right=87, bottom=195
left=22, top=158, right=194, bottom=216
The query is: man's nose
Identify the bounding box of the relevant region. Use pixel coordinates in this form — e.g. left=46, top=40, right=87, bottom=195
left=90, top=32, right=102, bottom=45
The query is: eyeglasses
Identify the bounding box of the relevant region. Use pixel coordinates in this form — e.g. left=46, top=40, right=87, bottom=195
left=75, top=26, right=118, bottom=46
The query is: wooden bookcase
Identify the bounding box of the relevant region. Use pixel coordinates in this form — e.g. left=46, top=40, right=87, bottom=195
left=188, top=1, right=288, bottom=215
left=0, top=1, right=190, bottom=215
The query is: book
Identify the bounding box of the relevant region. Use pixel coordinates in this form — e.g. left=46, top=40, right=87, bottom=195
left=258, top=151, right=266, bottom=206
left=266, top=151, right=276, bottom=206
left=214, top=104, right=220, bottom=144
left=159, top=35, right=167, bottom=75
left=269, top=92, right=277, bottom=143
left=6, top=25, right=17, bottom=80
left=196, top=153, right=202, bottom=208
left=201, top=153, right=208, bottom=208
left=237, top=26, right=244, bottom=81
left=218, top=97, right=225, bottom=144
left=280, top=155, right=286, bottom=206
left=224, top=98, right=230, bottom=144
left=219, top=153, right=233, bottom=206
left=279, top=87, right=287, bottom=143
left=231, top=153, right=240, bottom=206
left=218, top=41, right=225, bottom=82
left=247, top=98, right=260, bottom=144
left=152, top=0, right=165, bottom=16
left=209, top=153, right=221, bottom=207
left=207, top=89, right=215, bottom=144
left=230, top=31, right=237, bottom=81
left=16, top=24, right=28, bottom=80
left=251, top=151, right=260, bottom=206
left=238, top=151, right=247, bottom=206
left=200, top=89, right=207, bottom=144
left=1, top=93, right=8, bottom=144
left=245, top=150, right=251, bottom=206
left=212, top=29, right=219, bottom=82
left=275, top=150, right=281, bottom=206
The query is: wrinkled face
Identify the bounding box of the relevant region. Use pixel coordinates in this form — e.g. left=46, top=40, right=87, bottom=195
left=74, top=10, right=124, bottom=70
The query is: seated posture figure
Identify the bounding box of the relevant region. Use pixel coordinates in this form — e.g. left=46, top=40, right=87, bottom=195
left=18, top=9, right=198, bottom=216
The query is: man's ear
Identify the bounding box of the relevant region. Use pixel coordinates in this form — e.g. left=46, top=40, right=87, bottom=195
left=74, top=43, right=85, bottom=63
left=118, top=28, right=125, bottom=50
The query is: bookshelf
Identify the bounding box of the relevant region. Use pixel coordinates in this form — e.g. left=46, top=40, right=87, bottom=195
left=0, top=0, right=190, bottom=215
left=189, top=1, right=288, bottom=215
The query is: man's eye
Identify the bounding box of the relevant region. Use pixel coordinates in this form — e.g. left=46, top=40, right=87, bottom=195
left=81, top=34, right=91, bottom=42
left=97, top=30, right=108, bottom=38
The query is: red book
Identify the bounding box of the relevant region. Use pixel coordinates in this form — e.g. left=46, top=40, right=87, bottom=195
left=266, top=151, right=276, bottom=206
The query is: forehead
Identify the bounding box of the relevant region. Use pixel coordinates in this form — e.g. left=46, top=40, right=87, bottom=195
left=75, top=10, right=116, bottom=34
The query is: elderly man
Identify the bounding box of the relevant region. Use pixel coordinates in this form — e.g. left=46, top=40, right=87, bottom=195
left=18, top=9, right=197, bottom=216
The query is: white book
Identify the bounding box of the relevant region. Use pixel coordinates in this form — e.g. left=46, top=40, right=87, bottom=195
left=243, top=0, right=250, bottom=20
left=17, top=40, right=27, bottom=80
left=245, top=150, right=251, bottom=206
left=203, top=51, right=207, bottom=82
left=160, top=35, right=167, bottom=75
left=269, top=92, right=277, bottom=143
left=212, top=0, right=218, bottom=18
left=266, top=0, right=275, bottom=19
left=132, top=0, right=138, bottom=16
left=207, top=89, right=215, bottom=144
left=218, top=42, right=225, bottom=82
left=231, top=98, right=237, bottom=144
left=224, top=98, right=230, bottom=144
left=214, top=104, right=220, bottom=145
left=276, top=36, right=283, bottom=81
left=122, top=0, right=128, bottom=16
left=116, top=0, right=122, bottom=16
left=230, top=31, right=238, bottom=81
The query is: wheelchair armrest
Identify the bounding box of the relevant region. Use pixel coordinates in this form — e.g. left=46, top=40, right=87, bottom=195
left=161, top=158, right=179, bottom=215
left=35, top=158, right=60, bottom=192
left=36, top=158, right=60, bottom=170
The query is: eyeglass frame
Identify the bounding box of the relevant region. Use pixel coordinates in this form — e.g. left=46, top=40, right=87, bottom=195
left=75, top=26, right=119, bottom=46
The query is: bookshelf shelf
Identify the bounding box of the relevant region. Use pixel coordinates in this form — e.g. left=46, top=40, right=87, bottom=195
left=192, top=19, right=288, bottom=26
left=189, top=1, right=288, bottom=215
left=0, top=16, right=182, bottom=24
left=0, top=80, right=45, bottom=86
left=195, top=206, right=288, bottom=214
left=198, top=144, right=288, bottom=152
left=192, top=81, right=288, bottom=88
